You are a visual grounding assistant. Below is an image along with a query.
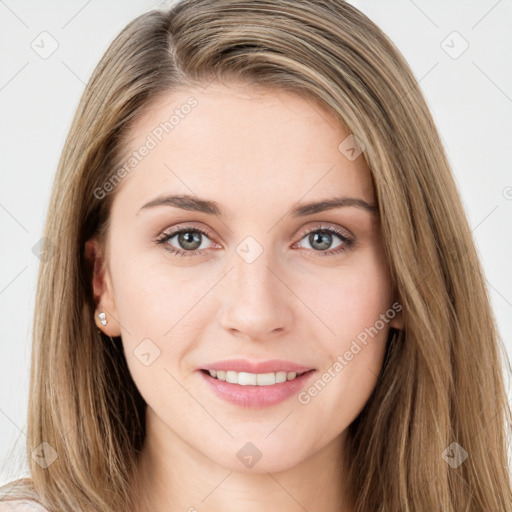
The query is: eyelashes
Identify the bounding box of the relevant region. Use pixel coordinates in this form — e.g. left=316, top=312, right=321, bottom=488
left=155, top=223, right=355, bottom=258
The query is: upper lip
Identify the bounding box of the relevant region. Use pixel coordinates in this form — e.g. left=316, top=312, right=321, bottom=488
left=200, top=359, right=315, bottom=374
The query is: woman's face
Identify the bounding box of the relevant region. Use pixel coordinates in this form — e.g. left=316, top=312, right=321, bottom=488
left=88, top=82, right=402, bottom=473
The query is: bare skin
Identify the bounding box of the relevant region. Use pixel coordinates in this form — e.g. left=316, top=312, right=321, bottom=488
left=86, top=82, right=402, bottom=512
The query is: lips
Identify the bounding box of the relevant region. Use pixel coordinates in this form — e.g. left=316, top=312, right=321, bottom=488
left=197, top=358, right=316, bottom=408
left=200, top=358, right=314, bottom=374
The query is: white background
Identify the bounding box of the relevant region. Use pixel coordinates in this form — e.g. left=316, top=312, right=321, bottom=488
left=1, top=0, right=511, bottom=485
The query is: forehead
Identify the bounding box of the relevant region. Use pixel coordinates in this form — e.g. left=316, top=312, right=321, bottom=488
left=113, top=83, right=374, bottom=212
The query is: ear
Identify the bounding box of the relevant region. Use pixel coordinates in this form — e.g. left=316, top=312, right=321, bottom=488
left=84, top=237, right=122, bottom=337
left=388, top=296, right=404, bottom=331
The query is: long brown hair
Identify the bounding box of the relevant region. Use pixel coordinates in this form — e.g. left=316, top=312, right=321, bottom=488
left=1, top=1, right=510, bottom=510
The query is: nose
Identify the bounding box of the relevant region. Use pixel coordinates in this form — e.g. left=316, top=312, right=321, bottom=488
left=218, top=247, right=294, bottom=342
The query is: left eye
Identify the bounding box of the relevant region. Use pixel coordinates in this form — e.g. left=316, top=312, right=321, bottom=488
left=294, top=228, right=353, bottom=255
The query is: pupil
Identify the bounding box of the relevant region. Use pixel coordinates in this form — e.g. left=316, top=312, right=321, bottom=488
left=310, top=232, right=331, bottom=251
left=179, top=231, right=201, bottom=250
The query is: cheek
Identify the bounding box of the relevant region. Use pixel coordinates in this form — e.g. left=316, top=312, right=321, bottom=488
left=109, top=247, right=220, bottom=388
left=110, top=248, right=210, bottom=336
left=109, top=256, right=203, bottom=408
left=311, top=247, right=393, bottom=347
left=298, top=249, right=393, bottom=417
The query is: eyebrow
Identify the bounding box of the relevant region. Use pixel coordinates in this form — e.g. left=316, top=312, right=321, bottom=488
left=137, top=194, right=378, bottom=217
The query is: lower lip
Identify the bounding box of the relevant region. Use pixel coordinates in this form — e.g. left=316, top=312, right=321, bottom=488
left=198, top=369, right=316, bottom=408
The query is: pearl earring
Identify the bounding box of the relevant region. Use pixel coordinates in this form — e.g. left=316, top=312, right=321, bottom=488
left=98, top=312, right=107, bottom=326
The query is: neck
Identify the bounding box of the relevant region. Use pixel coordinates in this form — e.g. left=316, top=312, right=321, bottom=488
left=129, top=408, right=353, bottom=512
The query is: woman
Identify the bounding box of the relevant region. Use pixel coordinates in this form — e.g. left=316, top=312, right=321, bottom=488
left=1, top=0, right=510, bottom=511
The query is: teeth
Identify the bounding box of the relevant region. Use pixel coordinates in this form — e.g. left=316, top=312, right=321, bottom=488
left=207, top=369, right=301, bottom=385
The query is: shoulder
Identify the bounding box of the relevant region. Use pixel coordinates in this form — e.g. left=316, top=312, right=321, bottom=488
left=0, top=476, right=47, bottom=511
left=0, top=500, right=49, bottom=511
left=0, top=478, right=49, bottom=512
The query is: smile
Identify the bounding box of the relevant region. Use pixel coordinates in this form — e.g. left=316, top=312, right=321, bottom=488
left=204, top=369, right=310, bottom=386
left=199, top=369, right=316, bottom=408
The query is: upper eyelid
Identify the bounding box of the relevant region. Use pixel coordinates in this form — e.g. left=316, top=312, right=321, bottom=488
left=157, top=223, right=215, bottom=241
left=157, top=222, right=354, bottom=246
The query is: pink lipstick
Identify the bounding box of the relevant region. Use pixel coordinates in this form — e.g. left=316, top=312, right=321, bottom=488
left=198, top=358, right=316, bottom=408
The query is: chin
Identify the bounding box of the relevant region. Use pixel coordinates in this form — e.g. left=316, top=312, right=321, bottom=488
left=203, top=439, right=308, bottom=474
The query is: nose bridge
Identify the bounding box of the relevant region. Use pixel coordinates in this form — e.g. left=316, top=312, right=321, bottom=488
left=233, top=243, right=275, bottom=299
left=219, top=237, right=293, bottom=339
left=233, top=238, right=282, bottom=306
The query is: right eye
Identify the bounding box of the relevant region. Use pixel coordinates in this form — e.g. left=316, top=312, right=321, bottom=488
left=156, top=225, right=217, bottom=257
